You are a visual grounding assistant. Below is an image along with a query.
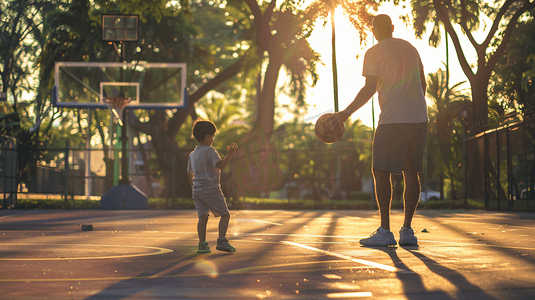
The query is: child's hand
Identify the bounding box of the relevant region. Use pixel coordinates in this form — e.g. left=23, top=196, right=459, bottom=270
left=227, top=142, right=238, bottom=157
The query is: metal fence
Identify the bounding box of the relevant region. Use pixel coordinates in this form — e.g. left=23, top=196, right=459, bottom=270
left=3, top=116, right=535, bottom=212
left=0, top=142, right=193, bottom=205
left=0, top=136, right=17, bottom=208
left=0, top=141, right=373, bottom=207
left=466, top=116, right=535, bottom=211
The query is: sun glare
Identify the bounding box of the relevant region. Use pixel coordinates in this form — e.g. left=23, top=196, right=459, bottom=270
left=305, top=2, right=471, bottom=127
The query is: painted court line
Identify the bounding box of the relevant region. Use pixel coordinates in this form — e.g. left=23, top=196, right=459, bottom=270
left=235, top=218, right=283, bottom=225
left=282, top=241, right=411, bottom=273
left=248, top=232, right=365, bottom=239
left=251, top=219, right=283, bottom=225
left=326, top=291, right=373, bottom=298
left=0, top=244, right=173, bottom=261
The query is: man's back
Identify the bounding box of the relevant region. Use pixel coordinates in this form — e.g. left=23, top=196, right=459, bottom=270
left=363, top=38, right=428, bottom=125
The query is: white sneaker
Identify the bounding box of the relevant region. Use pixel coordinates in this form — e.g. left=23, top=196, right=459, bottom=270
left=399, top=227, right=418, bottom=246
left=360, top=227, right=397, bottom=246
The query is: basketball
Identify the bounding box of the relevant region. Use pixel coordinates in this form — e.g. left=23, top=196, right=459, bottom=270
left=315, top=113, right=345, bottom=144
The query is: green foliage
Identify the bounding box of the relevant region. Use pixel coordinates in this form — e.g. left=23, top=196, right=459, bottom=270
left=426, top=67, right=470, bottom=198
left=410, top=0, right=535, bottom=133
left=0, top=113, right=21, bottom=136
left=490, top=16, right=535, bottom=117
left=16, top=128, right=45, bottom=183
left=0, top=0, right=63, bottom=109
left=411, top=0, right=481, bottom=47
left=269, top=117, right=373, bottom=197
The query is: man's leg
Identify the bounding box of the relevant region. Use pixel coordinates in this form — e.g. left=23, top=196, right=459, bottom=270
left=372, top=168, right=392, bottom=230
left=198, top=214, right=209, bottom=243
left=402, top=171, right=420, bottom=228
left=218, top=214, right=230, bottom=240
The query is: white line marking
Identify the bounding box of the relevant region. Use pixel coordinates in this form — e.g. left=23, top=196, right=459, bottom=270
left=282, top=241, right=411, bottom=273
left=326, top=292, right=373, bottom=298
left=250, top=232, right=365, bottom=239
left=235, top=219, right=283, bottom=225
left=0, top=244, right=173, bottom=260
left=252, top=219, right=283, bottom=225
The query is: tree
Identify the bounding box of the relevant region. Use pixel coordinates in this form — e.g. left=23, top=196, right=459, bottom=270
left=307, top=0, right=378, bottom=112
left=490, top=14, right=535, bottom=117
left=224, top=0, right=322, bottom=196
left=426, top=67, right=470, bottom=199
left=40, top=0, right=250, bottom=198
left=0, top=0, right=68, bottom=191
left=411, top=0, right=535, bottom=133
left=125, top=1, right=251, bottom=199
left=340, top=118, right=373, bottom=194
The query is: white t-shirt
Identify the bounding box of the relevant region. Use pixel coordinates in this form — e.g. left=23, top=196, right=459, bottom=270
left=362, top=38, right=428, bottom=125
left=187, top=145, right=222, bottom=191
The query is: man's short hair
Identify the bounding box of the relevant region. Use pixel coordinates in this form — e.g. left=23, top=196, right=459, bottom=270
left=192, top=119, right=217, bottom=142
left=373, top=14, right=393, bottom=38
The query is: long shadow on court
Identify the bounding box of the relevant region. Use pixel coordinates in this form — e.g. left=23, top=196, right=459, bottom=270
left=432, top=217, right=535, bottom=267
left=79, top=210, right=327, bottom=299
left=377, top=246, right=499, bottom=300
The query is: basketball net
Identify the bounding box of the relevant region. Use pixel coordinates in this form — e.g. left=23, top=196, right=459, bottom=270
left=104, top=97, right=131, bottom=127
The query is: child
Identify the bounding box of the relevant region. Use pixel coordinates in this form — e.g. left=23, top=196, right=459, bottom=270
left=187, top=119, right=238, bottom=253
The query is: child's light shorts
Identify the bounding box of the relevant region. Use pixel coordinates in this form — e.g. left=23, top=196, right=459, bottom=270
left=372, top=122, right=428, bottom=174
left=192, top=188, right=230, bottom=217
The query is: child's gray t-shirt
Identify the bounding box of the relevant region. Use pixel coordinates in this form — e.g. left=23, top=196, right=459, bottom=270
left=187, top=145, right=222, bottom=191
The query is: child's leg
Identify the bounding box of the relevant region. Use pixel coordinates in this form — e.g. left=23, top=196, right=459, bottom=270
left=218, top=214, right=230, bottom=239
left=198, top=214, right=209, bottom=243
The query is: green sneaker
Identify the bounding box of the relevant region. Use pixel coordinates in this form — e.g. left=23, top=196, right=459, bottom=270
left=197, top=241, right=211, bottom=253
left=216, top=237, right=236, bottom=252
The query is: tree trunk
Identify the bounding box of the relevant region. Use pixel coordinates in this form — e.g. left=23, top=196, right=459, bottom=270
left=232, top=50, right=284, bottom=197
left=471, top=78, right=490, bottom=134
left=127, top=58, right=244, bottom=199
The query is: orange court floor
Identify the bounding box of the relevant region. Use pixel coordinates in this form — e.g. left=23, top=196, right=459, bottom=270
left=0, top=209, right=534, bottom=299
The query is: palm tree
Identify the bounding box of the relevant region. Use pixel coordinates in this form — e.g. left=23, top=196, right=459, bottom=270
left=224, top=0, right=323, bottom=196
left=306, top=0, right=378, bottom=112
left=426, top=67, right=470, bottom=199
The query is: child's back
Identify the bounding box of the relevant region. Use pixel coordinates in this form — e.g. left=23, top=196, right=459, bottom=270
left=187, top=119, right=238, bottom=253
left=188, top=144, right=222, bottom=191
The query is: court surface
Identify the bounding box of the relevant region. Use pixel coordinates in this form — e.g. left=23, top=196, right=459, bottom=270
left=1, top=209, right=534, bottom=299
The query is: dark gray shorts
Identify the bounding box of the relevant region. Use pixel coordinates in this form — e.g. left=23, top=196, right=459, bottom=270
left=192, top=188, right=230, bottom=217
left=372, top=122, right=428, bottom=174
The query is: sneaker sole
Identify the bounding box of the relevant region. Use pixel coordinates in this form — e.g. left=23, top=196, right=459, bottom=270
left=399, top=241, right=418, bottom=246
left=216, top=246, right=236, bottom=252
left=197, top=250, right=211, bottom=253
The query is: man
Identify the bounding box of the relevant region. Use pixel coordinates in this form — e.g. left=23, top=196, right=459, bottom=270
left=334, top=14, right=428, bottom=246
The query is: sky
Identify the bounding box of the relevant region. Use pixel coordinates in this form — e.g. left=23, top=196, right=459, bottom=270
left=302, top=3, right=485, bottom=127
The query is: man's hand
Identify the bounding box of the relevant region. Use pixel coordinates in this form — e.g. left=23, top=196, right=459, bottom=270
left=333, top=110, right=351, bottom=125
left=324, top=111, right=349, bottom=137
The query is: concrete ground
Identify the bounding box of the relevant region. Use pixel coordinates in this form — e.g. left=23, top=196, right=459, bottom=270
left=0, top=209, right=534, bottom=299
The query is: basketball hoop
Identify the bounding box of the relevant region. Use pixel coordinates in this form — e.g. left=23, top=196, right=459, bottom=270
left=104, top=96, right=131, bottom=126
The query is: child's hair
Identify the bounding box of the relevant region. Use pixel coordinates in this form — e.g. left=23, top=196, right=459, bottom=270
left=192, top=119, right=217, bottom=142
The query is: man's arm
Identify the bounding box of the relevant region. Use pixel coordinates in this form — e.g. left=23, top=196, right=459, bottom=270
left=336, top=75, right=378, bottom=123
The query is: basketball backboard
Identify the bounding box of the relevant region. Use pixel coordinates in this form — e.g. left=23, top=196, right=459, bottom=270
left=102, top=14, right=139, bottom=42
left=53, top=61, right=187, bottom=110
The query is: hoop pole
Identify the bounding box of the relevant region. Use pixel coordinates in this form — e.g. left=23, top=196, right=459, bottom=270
left=119, top=46, right=129, bottom=185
